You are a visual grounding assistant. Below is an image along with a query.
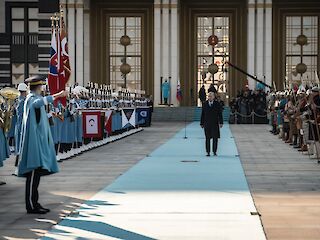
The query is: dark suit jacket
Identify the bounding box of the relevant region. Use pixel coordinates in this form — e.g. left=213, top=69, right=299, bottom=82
left=198, top=88, right=206, bottom=102
left=200, top=100, right=223, bottom=139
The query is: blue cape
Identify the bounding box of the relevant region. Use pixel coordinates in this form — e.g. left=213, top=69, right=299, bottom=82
left=18, top=93, right=59, bottom=177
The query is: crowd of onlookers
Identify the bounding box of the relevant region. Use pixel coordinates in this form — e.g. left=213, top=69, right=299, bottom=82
left=229, top=88, right=268, bottom=124
left=198, top=84, right=268, bottom=124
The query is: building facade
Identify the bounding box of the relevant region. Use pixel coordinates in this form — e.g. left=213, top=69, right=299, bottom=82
left=0, top=0, right=319, bottom=106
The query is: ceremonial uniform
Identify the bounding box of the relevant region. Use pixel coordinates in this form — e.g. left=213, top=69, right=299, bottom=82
left=0, top=125, right=9, bottom=167
left=75, top=99, right=83, bottom=145
left=55, top=102, right=64, bottom=145
left=18, top=75, right=63, bottom=214
left=162, top=80, right=170, bottom=105
left=12, top=93, right=27, bottom=173
left=48, top=102, right=58, bottom=145
left=15, top=95, right=26, bottom=155
left=7, top=109, right=17, bottom=146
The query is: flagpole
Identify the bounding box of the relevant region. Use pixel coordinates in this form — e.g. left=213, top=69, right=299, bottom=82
left=184, top=108, right=188, bottom=139
left=55, top=13, right=60, bottom=91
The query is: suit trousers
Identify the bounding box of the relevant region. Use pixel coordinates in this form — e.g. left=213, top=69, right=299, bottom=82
left=206, top=137, right=218, bottom=154
left=25, top=169, right=41, bottom=211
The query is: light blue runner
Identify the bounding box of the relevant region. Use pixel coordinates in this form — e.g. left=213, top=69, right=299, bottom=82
left=43, top=122, right=266, bottom=240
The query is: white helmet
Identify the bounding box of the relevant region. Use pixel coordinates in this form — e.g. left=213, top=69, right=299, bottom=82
left=17, top=83, right=28, bottom=92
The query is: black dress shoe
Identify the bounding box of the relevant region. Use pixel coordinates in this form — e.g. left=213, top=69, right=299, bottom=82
left=36, top=204, right=50, bottom=213
left=206, top=153, right=210, bottom=157
left=27, top=208, right=48, bottom=214
left=213, top=152, right=217, bottom=156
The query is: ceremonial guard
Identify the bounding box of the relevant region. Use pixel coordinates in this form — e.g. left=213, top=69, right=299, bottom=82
left=18, top=75, right=67, bottom=214
left=13, top=83, right=28, bottom=175
left=48, top=101, right=58, bottom=152
left=74, top=96, right=83, bottom=148
left=161, top=79, right=170, bottom=105
left=0, top=102, right=10, bottom=184
left=55, top=101, right=64, bottom=153
left=200, top=92, right=223, bottom=156
left=146, top=95, right=153, bottom=126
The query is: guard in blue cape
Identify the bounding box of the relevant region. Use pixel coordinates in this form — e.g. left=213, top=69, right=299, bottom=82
left=18, top=75, right=67, bottom=214
left=161, top=79, right=170, bottom=105
left=75, top=96, right=83, bottom=147
left=0, top=108, right=10, bottom=185
left=13, top=83, right=28, bottom=176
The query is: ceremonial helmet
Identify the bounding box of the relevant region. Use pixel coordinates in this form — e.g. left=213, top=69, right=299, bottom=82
left=25, top=75, right=47, bottom=86
left=311, top=86, right=320, bottom=93
left=17, top=83, right=28, bottom=92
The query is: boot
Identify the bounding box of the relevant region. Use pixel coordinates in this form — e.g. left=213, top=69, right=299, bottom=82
left=299, top=144, right=308, bottom=152
left=308, top=143, right=314, bottom=155
left=292, top=134, right=298, bottom=147
left=311, top=142, right=320, bottom=159
left=299, top=135, right=304, bottom=147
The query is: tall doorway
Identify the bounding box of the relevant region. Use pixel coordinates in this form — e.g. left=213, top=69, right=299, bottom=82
left=90, top=0, right=154, bottom=94
left=179, top=0, right=247, bottom=106
left=196, top=16, right=230, bottom=106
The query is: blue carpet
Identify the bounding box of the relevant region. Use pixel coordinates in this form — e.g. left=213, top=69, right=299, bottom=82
left=43, top=122, right=265, bottom=240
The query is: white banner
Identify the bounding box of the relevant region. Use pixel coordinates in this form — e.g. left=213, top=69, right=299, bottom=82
left=121, top=109, right=136, bottom=128
left=85, top=114, right=99, bottom=135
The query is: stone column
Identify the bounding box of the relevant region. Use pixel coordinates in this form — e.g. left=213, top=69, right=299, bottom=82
left=256, top=0, right=264, bottom=84
left=265, top=0, right=272, bottom=88
left=247, top=0, right=256, bottom=89
left=170, top=0, right=179, bottom=106
left=154, top=0, right=161, bottom=105
left=247, top=0, right=272, bottom=90
left=162, top=0, right=170, bottom=103
left=83, top=0, right=90, bottom=86
left=75, top=0, right=84, bottom=86
left=67, top=0, right=76, bottom=85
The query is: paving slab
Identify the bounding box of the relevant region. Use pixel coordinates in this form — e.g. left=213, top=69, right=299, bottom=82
left=0, top=122, right=184, bottom=240
left=231, top=124, right=320, bottom=240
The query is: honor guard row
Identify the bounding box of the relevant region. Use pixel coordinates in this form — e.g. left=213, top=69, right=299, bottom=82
left=0, top=75, right=153, bottom=213
left=269, top=86, right=320, bottom=160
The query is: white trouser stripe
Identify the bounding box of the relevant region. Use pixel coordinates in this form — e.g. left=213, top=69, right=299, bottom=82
left=43, top=97, right=48, bottom=105
left=29, top=170, right=35, bottom=210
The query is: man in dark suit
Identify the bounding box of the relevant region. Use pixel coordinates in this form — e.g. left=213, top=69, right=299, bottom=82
left=198, top=85, right=207, bottom=105
left=200, top=92, right=223, bottom=156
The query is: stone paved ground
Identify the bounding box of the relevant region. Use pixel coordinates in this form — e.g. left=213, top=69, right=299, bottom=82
left=231, top=124, right=320, bottom=240
left=0, top=122, right=184, bottom=240
left=2, top=122, right=320, bottom=240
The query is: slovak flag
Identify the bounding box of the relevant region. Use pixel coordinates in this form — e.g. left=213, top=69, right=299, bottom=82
left=48, top=28, right=59, bottom=97
left=176, top=80, right=182, bottom=102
